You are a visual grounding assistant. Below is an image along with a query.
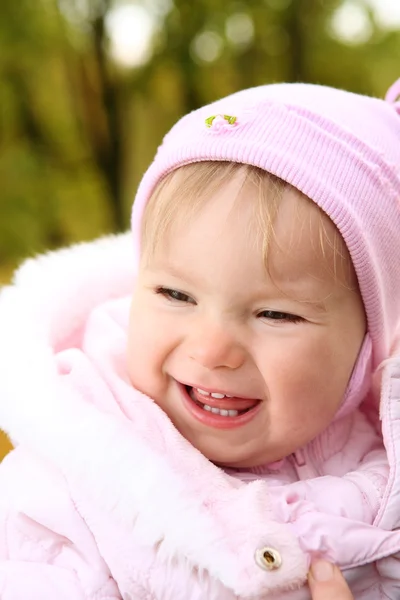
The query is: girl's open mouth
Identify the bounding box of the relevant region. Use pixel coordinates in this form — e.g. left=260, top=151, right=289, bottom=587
left=181, top=384, right=261, bottom=429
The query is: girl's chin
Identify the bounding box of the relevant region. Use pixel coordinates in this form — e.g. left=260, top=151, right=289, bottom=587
left=179, top=434, right=278, bottom=469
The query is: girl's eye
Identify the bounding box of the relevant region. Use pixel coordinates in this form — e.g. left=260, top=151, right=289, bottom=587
left=258, top=310, right=303, bottom=323
left=156, top=287, right=194, bottom=304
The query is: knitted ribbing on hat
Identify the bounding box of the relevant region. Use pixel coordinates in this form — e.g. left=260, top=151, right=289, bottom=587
left=132, top=80, right=400, bottom=371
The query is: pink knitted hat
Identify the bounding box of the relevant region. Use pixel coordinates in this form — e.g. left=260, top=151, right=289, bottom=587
left=131, top=80, right=400, bottom=381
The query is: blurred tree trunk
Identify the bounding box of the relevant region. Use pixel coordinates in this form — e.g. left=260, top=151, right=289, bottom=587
left=90, top=11, right=125, bottom=230
left=283, top=0, right=308, bottom=82
left=60, top=0, right=126, bottom=231
left=156, top=0, right=209, bottom=113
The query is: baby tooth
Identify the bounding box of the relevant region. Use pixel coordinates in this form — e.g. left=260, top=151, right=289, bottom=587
left=211, top=407, right=220, bottom=414
left=210, top=392, right=225, bottom=399
left=203, top=404, right=212, bottom=411
left=220, top=409, right=229, bottom=416
left=197, top=388, right=210, bottom=396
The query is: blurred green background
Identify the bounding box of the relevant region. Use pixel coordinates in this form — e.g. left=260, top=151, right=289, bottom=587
left=1, top=0, right=400, bottom=283
left=0, top=0, right=399, bottom=456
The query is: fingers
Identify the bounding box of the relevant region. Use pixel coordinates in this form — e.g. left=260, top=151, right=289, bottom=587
left=308, top=560, right=354, bottom=600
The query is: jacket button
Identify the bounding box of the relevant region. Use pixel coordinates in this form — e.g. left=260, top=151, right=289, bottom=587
left=255, top=547, right=282, bottom=571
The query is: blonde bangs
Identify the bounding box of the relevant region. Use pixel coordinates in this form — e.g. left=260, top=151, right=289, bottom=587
left=141, top=161, right=285, bottom=261
left=140, top=161, right=356, bottom=290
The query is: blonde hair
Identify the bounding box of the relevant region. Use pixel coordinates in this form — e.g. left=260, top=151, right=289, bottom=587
left=140, top=161, right=357, bottom=290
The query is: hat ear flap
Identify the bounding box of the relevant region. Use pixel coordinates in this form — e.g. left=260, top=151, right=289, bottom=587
left=385, top=78, right=400, bottom=115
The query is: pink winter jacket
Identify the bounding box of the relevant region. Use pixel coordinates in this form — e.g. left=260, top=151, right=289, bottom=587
left=1, top=234, right=400, bottom=600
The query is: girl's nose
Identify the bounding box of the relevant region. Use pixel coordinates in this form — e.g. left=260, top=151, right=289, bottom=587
left=188, top=321, right=246, bottom=370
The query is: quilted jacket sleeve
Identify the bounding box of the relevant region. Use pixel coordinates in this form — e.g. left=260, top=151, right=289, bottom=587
left=267, top=445, right=400, bottom=568
left=0, top=448, right=121, bottom=600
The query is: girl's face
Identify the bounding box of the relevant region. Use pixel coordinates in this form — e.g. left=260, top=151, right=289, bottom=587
left=127, top=172, right=366, bottom=468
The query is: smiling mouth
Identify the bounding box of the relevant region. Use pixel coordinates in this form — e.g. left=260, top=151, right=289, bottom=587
left=185, top=385, right=260, bottom=418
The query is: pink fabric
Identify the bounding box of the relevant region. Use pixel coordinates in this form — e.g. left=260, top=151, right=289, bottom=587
left=0, top=235, right=400, bottom=598
left=1, top=78, right=400, bottom=598
left=131, top=81, right=400, bottom=374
